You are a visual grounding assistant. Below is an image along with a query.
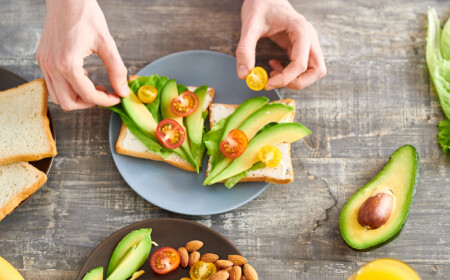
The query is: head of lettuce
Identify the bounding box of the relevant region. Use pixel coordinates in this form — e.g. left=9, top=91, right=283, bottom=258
left=427, top=8, right=450, bottom=153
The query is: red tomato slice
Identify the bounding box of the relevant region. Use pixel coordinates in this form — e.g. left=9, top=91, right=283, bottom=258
left=171, top=91, right=199, bottom=117
left=219, top=129, right=248, bottom=159
left=150, top=247, right=180, bottom=275
left=156, top=119, right=185, bottom=149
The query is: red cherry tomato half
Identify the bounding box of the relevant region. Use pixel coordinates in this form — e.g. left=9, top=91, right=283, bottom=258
left=219, top=129, right=248, bottom=159
left=171, top=91, right=199, bottom=117
left=156, top=119, right=185, bottom=149
left=150, top=247, right=180, bottom=275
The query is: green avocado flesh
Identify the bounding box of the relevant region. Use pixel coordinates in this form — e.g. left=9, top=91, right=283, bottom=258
left=339, top=145, right=419, bottom=250
left=122, top=92, right=157, bottom=136
left=106, top=228, right=152, bottom=277
left=186, top=86, right=209, bottom=165
left=160, top=80, right=196, bottom=168
left=204, top=103, right=294, bottom=185
left=82, top=266, right=103, bottom=280
left=208, top=123, right=311, bottom=184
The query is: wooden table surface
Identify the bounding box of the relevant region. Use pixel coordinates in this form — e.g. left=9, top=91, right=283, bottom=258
left=1, top=0, right=449, bottom=279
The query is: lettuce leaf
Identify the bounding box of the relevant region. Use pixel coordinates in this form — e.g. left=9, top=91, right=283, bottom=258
left=224, top=162, right=265, bottom=189
left=108, top=104, right=173, bottom=158
left=427, top=9, right=450, bottom=119
left=203, top=116, right=230, bottom=167
left=128, top=74, right=169, bottom=123
left=438, top=119, right=450, bottom=153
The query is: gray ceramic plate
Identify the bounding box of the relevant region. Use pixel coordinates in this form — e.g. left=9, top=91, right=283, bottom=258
left=77, top=218, right=240, bottom=280
left=109, top=50, right=280, bottom=215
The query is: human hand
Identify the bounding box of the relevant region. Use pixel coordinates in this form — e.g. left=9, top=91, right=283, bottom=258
left=36, top=0, right=129, bottom=110
left=236, top=0, right=326, bottom=91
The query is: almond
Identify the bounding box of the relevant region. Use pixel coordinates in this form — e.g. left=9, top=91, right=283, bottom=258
left=221, top=267, right=233, bottom=273
left=229, top=266, right=242, bottom=280
left=185, top=240, right=204, bottom=252
left=228, top=255, right=247, bottom=266
left=189, top=251, right=200, bottom=267
left=243, top=264, right=258, bottom=280
left=201, top=253, right=219, bottom=263
left=241, top=276, right=247, bottom=280
left=215, top=259, right=233, bottom=270
left=178, top=247, right=189, bottom=268
left=209, top=270, right=229, bottom=280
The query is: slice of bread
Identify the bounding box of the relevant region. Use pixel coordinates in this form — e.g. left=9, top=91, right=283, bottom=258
left=116, top=86, right=215, bottom=172
left=206, top=99, right=296, bottom=184
left=0, top=79, right=57, bottom=165
left=0, top=161, right=47, bottom=221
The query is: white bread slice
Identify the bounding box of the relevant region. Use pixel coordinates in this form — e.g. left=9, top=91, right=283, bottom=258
left=115, top=86, right=215, bottom=172
left=206, top=99, right=296, bottom=184
left=0, top=79, right=57, bottom=165
left=0, top=161, right=47, bottom=221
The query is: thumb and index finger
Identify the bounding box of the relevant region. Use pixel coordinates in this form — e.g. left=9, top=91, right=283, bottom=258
left=236, top=20, right=263, bottom=79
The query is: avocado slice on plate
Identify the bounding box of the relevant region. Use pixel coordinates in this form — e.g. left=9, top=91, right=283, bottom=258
left=339, top=145, right=419, bottom=250
left=106, top=228, right=152, bottom=276
left=82, top=266, right=103, bottom=280
left=186, top=85, right=209, bottom=165
left=122, top=91, right=158, bottom=136
left=208, top=122, right=310, bottom=184
left=160, top=79, right=197, bottom=169
left=205, top=103, right=294, bottom=184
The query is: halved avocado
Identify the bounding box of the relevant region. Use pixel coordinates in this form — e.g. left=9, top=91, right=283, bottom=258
left=82, top=266, right=103, bottom=280
left=122, top=91, right=158, bottom=136
left=339, top=145, right=419, bottom=250
left=106, top=228, right=152, bottom=276
left=204, top=103, right=294, bottom=184
left=160, top=80, right=197, bottom=169
left=208, top=123, right=310, bottom=184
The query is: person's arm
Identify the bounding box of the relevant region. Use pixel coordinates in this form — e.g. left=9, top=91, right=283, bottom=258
left=236, top=0, right=326, bottom=90
left=36, top=0, right=129, bottom=110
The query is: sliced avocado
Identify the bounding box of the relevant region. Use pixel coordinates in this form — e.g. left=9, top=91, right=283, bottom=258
left=106, top=228, right=152, bottom=276
left=82, top=267, right=103, bottom=280
left=208, top=123, right=310, bottom=184
left=122, top=91, right=158, bottom=136
left=185, top=86, right=209, bottom=165
left=204, top=103, right=294, bottom=184
left=339, top=145, right=419, bottom=250
left=106, top=234, right=152, bottom=280
left=160, top=80, right=197, bottom=169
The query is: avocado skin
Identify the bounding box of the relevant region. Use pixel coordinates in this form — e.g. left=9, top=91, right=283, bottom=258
left=82, top=266, right=103, bottom=280
left=106, top=228, right=152, bottom=276
left=339, top=145, right=419, bottom=251
left=209, top=122, right=311, bottom=184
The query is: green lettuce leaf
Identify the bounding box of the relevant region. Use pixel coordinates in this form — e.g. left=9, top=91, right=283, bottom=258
left=427, top=8, right=450, bottom=119
left=203, top=116, right=230, bottom=166
left=128, top=74, right=169, bottom=123
left=224, top=162, right=265, bottom=189
left=108, top=104, right=172, bottom=158
left=438, top=119, right=450, bottom=153
left=177, top=84, right=189, bottom=94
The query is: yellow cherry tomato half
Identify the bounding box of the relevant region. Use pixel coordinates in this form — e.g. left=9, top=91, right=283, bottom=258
left=137, top=85, right=158, bottom=104
left=246, top=66, right=268, bottom=91
left=258, top=145, right=282, bottom=167
left=189, top=261, right=217, bottom=280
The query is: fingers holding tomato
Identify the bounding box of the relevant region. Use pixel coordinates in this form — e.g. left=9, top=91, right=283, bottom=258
left=156, top=119, right=186, bottom=149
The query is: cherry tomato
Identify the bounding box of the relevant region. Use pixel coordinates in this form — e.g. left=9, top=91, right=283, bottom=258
left=171, top=91, right=199, bottom=117
left=137, top=85, right=158, bottom=104
left=258, top=145, right=282, bottom=167
left=219, top=129, right=248, bottom=159
left=189, top=261, right=217, bottom=280
left=150, top=247, right=180, bottom=275
left=156, top=119, right=185, bottom=149
left=246, top=67, right=268, bottom=91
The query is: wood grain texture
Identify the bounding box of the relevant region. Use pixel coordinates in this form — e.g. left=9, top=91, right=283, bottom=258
left=0, top=0, right=449, bottom=279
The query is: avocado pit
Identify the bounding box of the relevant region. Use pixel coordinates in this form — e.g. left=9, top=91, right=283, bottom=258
left=358, top=191, right=394, bottom=230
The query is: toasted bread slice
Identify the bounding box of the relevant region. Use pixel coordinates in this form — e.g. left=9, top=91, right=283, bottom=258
left=116, top=86, right=215, bottom=172
left=206, top=99, right=296, bottom=184
left=0, top=79, right=57, bottom=165
left=0, top=161, right=47, bottom=222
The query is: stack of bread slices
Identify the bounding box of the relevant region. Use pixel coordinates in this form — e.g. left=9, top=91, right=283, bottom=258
left=0, top=79, right=57, bottom=222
